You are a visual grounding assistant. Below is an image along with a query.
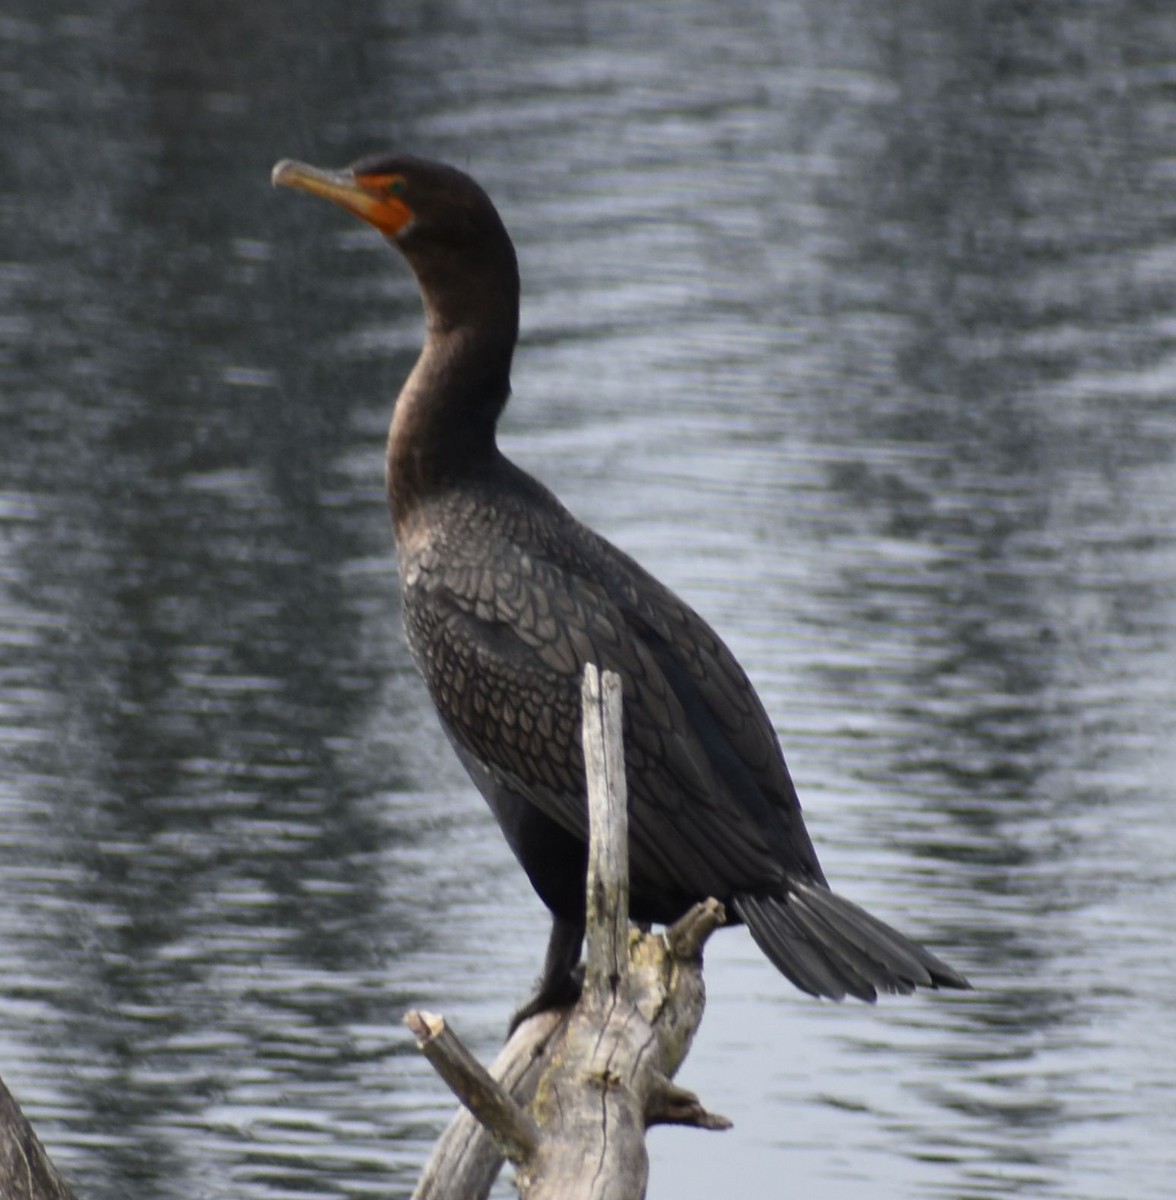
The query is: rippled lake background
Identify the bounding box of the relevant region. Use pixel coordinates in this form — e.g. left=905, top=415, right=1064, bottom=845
left=2, top=2, right=1174, bottom=1198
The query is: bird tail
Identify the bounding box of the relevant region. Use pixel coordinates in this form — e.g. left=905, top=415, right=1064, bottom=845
left=731, top=882, right=970, bottom=1002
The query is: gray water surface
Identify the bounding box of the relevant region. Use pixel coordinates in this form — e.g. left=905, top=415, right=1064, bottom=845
left=2, top=2, right=1174, bottom=1198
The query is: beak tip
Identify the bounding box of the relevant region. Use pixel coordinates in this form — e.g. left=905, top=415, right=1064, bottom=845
left=271, top=159, right=295, bottom=189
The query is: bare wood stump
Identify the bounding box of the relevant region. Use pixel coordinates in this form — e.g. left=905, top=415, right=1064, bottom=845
left=409, top=665, right=729, bottom=1199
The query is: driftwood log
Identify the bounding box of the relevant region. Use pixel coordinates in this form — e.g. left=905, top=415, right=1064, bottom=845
left=408, top=665, right=729, bottom=1199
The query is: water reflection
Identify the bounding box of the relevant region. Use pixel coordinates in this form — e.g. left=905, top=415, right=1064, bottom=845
left=1, top=1, right=1173, bottom=1199
left=795, top=6, right=1176, bottom=1192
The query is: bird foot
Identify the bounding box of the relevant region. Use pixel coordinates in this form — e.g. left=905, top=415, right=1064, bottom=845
left=508, top=962, right=584, bottom=1034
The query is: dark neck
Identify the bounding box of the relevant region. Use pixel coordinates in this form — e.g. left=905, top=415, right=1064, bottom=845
left=384, top=212, right=521, bottom=532
left=386, top=297, right=518, bottom=531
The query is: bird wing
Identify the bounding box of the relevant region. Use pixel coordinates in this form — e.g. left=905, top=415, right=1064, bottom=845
left=402, top=533, right=785, bottom=902
left=531, top=500, right=828, bottom=886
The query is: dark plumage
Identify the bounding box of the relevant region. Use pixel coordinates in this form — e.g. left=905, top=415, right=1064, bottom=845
left=273, top=153, right=970, bottom=1020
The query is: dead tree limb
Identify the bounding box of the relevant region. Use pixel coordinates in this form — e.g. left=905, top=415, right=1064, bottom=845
left=0, top=1075, right=77, bottom=1200
left=409, top=665, right=729, bottom=1199
left=0, top=664, right=728, bottom=1200
left=404, top=1009, right=541, bottom=1163
left=410, top=1007, right=569, bottom=1200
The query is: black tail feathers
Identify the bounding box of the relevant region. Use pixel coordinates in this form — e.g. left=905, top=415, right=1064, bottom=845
left=732, top=883, right=970, bottom=1002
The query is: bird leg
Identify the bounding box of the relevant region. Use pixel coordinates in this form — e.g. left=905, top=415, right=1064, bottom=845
left=509, top=914, right=585, bottom=1032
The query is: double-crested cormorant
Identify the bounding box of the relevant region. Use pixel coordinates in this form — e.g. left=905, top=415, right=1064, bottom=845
left=273, top=154, right=969, bottom=1020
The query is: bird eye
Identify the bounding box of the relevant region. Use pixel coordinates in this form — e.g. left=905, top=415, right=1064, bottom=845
left=387, top=177, right=407, bottom=197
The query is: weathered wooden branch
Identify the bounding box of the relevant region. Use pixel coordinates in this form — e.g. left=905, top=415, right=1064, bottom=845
left=0, top=667, right=729, bottom=1200
left=404, top=1009, right=541, bottom=1163
left=0, top=1075, right=77, bottom=1200
left=581, top=665, right=631, bottom=1005
left=409, top=665, right=729, bottom=1199
left=410, top=1007, right=569, bottom=1200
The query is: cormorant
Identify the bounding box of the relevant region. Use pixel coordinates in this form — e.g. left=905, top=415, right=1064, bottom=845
left=273, top=154, right=970, bottom=1022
